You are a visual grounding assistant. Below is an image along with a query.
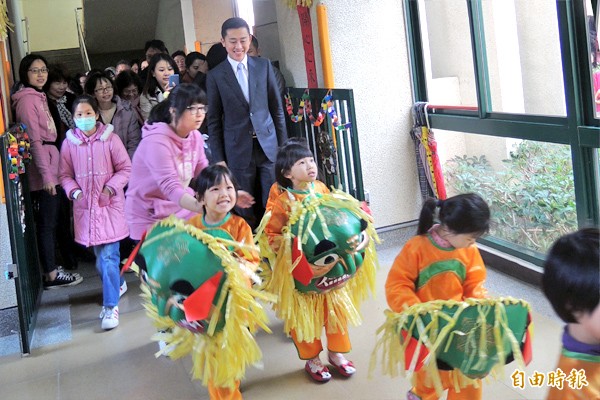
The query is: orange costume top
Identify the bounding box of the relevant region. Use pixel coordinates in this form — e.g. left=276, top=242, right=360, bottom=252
left=264, top=181, right=330, bottom=249
left=385, top=227, right=487, bottom=313
left=187, top=212, right=259, bottom=267
left=546, top=328, right=600, bottom=400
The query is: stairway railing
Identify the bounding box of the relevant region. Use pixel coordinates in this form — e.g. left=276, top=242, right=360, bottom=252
left=74, top=7, right=91, bottom=71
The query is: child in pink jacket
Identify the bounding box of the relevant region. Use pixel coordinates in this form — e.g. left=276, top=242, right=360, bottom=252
left=59, top=95, right=131, bottom=330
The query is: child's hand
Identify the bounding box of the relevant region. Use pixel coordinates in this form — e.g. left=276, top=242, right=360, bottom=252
left=236, top=190, right=255, bottom=208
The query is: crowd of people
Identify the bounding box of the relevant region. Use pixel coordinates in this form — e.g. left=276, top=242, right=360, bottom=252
left=8, top=16, right=599, bottom=400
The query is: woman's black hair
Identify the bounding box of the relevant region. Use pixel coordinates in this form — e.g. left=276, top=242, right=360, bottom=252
left=206, top=44, right=227, bottom=70
left=43, top=64, right=70, bottom=92
left=542, top=227, right=600, bottom=323
left=69, top=72, right=86, bottom=96
left=147, top=83, right=207, bottom=124
left=143, top=53, right=178, bottom=97
left=18, top=53, right=49, bottom=90
left=84, top=71, right=115, bottom=99
left=115, top=70, right=143, bottom=97
left=274, top=138, right=314, bottom=189
left=191, top=164, right=239, bottom=215
left=72, top=94, right=100, bottom=116
left=417, top=193, right=490, bottom=235
left=185, top=51, right=207, bottom=68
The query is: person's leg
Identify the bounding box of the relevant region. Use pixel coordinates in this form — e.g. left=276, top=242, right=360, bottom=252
left=229, top=154, right=258, bottom=229
left=33, top=189, right=59, bottom=276
left=409, top=370, right=450, bottom=400
left=446, top=380, right=482, bottom=400
left=207, top=380, right=242, bottom=400
left=55, top=187, right=78, bottom=270
left=290, top=329, right=331, bottom=382
left=325, top=322, right=355, bottom=376
left=255, top=144, right=275, bottom=222
left=93, top=242, right=120, bottom=308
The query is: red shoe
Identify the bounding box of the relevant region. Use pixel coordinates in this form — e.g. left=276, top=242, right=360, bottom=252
left=328, top=353, right=356, bottom=377
left=305, top=358, right=332, bottom=382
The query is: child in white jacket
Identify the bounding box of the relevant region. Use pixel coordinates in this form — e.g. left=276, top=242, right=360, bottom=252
left=59, top=95, right=131, bottom=330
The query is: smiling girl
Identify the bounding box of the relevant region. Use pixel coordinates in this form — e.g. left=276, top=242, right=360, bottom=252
left=139, top=53, right=177, bottom=120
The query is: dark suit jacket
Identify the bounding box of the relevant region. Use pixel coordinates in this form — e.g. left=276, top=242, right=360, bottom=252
left=206, top=56, right=287, bottom=168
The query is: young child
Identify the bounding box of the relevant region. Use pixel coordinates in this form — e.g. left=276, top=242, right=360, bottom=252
left=542, top=227, right=600, bottom=400
left=187, top=164, right=261, bottom=400
left=385, top=194, right=490, bottom=400
left=59, top=95, right=131, bottom=330
left=260, top=138, right=377, bottom=383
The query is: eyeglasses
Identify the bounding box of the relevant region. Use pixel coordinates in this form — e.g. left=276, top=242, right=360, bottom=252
left=94, top=86, right=114, bottom=94
left=28, top=68, right=49, bottom=75
left=186, top=105, right=208, bottom=115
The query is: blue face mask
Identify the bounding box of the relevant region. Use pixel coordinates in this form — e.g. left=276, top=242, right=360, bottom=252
left=75, top=117, right=97, bottom=132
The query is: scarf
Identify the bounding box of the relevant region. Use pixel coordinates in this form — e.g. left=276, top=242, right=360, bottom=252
left=56, top=95, right=74, bottom=129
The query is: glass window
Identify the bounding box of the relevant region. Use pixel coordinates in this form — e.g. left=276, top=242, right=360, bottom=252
left=436, top=130, right=576, bottom=254
left=418, top=0, right=478, bottom=108
left=586, top=0, right=600, bottom=118
left=481, top=0, right=566, bottom=116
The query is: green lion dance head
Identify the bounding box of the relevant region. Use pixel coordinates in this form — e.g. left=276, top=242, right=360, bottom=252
left=289, top=198, right=370, bottom=294
left=135, top=220, right=228, bottom=334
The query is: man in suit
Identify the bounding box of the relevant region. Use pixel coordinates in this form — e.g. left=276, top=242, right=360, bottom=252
left=207, top=17, right=287, bottom=228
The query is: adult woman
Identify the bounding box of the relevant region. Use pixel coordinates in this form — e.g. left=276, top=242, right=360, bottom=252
left=139, top=53, right=177, bottom=121
left=181, top=52, right=207, bottom=84
left=130, top=59, right=140, bottom=74
left=12, top=54, right=82, bottom=288
left=125, top=83, right=253, bottom=240
left=85, top=71, right=141, bottom=159
left=115, top=70, right=144, bottom=126
left=43, top=65, right=79, bottom=271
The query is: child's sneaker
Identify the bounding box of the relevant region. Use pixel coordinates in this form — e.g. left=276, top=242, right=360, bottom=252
left=328, top=352, right=356, bottom=377
left=101, top=306, right=119, bottom=330
left=305, top=357, right=331, bottom=382
left=44, top=270, right=83, bottom=289
left=119, top=281, right=128, bottom=297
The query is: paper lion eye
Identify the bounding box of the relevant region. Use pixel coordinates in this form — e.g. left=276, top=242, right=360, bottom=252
left=313, top=253, right=339, bottom=267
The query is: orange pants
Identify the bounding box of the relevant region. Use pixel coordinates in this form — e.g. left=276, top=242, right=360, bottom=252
left=410, top=370, right=481, bottom=400
left=290, top=326, right=351, bottom=360
left=207, top=380, right=241, bottom=400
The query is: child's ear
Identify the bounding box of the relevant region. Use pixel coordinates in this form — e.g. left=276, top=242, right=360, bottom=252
left=283, top=169, right=292, bottom=179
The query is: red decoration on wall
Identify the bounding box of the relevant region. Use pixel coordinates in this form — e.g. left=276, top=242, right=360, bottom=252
left=297, top=6, right=318, bottom=88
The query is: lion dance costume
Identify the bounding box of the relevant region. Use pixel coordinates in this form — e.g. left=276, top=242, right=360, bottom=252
left=257, top=182, right=379, bottom=370
left=372, top=230, right=533, bottom=400
left=130, top=216, right=274, bottom=399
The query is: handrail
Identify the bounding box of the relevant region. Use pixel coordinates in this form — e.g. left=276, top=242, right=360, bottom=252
left=74, top=7, right=90, bottom=72
left=20, top=17, right=29, bottom=54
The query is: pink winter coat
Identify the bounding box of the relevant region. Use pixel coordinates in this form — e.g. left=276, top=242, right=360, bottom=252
left=125, top=121, right=208, bottom=240
left=12, top=87, right=59, bottom=192
left=59, top=123, right=131, bottom=247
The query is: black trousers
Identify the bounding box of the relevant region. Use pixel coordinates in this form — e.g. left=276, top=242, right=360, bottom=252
left=31, top=188, right=59, bottom=274
left=229, top=139, right=275, bottom=230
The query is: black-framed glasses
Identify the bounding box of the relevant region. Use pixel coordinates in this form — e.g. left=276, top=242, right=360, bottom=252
left=186, top=105, right=208, bottom=115
left=28, top=68, right=49, bottom=75
left=94, top=86, right=114, bottom=94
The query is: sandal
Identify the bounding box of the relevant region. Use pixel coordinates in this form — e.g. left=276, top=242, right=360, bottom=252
left=328, top=353, right=356, bottom=377
left=305, top=358, right=332, bottom=383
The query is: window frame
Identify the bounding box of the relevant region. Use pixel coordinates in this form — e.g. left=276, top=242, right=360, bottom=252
left=404, top=0, right=600, bottom=265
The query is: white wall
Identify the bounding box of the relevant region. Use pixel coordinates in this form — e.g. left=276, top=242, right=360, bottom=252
left=155, top=0, right=186, bottom=54
left=192, top=0, right=235, bottom=53
left=21, top=0, right=82, bottom=51
left=275, top=1, right=421, bottom=227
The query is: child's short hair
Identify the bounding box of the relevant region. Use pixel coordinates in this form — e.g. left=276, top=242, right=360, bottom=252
left=275, top=138, right=314, bottom=189
left=417, top=193, right=490, bottom=235
left=542, top=227, right=600, bottom=323
left=191, top=164, right=239, bottom=202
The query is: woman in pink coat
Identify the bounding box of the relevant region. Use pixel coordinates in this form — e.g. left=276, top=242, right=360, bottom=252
left=59, top=95, right=131, bottom=330
left=12, top=54, right=83, bottom=289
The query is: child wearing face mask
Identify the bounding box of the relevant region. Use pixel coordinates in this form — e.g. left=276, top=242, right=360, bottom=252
left=59, top=95, right=131, bottom=330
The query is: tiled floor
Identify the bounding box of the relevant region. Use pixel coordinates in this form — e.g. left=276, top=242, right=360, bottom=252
left=0, top=240, right=564, bottom=400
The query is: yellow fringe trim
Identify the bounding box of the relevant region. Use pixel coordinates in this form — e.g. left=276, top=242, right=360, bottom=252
left=283, top=0, right=313, bottom=8
left=138, top=216, right=276, bottom=389
left=370, top=297, right=532, bottom=397
left=257, top=188, right=379, bottom=342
